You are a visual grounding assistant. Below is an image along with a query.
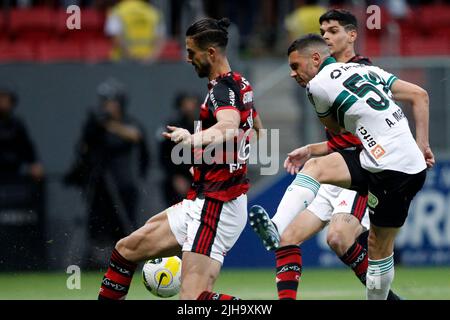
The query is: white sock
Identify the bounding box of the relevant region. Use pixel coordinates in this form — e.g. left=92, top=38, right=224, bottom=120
left=272, top=173, right=320, bottom=235
left=366, top=253, right=395, bottom=300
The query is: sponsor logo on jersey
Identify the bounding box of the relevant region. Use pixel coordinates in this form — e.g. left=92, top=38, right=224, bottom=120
left=358, top=126, right=377, bottom=148
left=243, top=91, right=253, bottom=105
left=358, top=126, right=387, bottom=160
left=228, top=88, right=236, bottom=106
left=240, top=77, right=250, bottom=90
left=331, top=69, right=342, bottom=79
left=210, top=91, right=218, bottom=109
left=371, top=144, right=386, bottom=159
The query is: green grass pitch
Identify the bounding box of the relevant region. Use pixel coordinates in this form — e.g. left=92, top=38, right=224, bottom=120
left=0, top=267, right=449, bottom=300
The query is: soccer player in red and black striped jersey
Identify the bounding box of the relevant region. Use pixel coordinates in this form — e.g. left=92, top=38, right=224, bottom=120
left=250, top=9, right=400, bottom=300
left=98, top=17, right=262, bottom=300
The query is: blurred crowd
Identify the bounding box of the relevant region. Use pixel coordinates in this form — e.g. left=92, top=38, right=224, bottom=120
left=1, top=0, right=449, bottom=63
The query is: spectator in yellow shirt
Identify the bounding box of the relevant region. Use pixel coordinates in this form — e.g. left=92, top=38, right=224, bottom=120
left=105, top=0, right=166, bottom=63
left=285, top=0, right=327, bottom=43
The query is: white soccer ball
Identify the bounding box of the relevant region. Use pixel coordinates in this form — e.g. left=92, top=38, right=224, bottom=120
left=142, top=256, right=182, bottom=298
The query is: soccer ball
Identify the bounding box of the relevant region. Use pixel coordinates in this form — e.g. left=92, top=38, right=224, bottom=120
left=142, top=256, right=182, bottom=298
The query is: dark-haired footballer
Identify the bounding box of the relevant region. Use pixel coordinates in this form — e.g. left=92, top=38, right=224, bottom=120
left=98, top=17, right=263, bottom=300
left=249, top=10, right=407, bottom=300
left=253, top=33, right=433, bottom=300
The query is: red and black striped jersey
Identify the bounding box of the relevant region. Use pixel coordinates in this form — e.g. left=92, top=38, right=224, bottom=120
left=187, top=71, right=257, bottom=202
left=347, top=54, right=372, bottom=66
left=326, top=55, right=372, bottom=152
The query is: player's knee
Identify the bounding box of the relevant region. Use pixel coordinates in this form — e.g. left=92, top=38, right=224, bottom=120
left=327, top=231, right=349, bottom=256
left=302, top=158, right=319, bottom=176
left=115, top=237, right=130, bottom=258
left=115, top=231, right=146, bottom=262
left=302, top=158, right=326, bottom=181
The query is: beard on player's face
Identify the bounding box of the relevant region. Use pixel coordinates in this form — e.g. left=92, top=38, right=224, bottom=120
left=193, top=58, right=212, bottom=78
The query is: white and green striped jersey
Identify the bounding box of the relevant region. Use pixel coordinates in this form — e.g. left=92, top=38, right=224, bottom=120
left=307, top=57, right=426, bottom=174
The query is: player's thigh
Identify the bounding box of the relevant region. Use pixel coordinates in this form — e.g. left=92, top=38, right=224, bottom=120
left=179, top=251, right=222, bottom=300
left=301, top=152, right=352, bottom=188
left=280, top=209, right=327, bottom=246
left=116, top=210, right=181, bottom=262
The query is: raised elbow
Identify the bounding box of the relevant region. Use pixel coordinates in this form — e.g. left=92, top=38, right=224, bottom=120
left=415, top=87, right=429, bottom=105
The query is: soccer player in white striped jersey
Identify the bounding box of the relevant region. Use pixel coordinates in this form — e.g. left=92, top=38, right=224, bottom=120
left=256, top=34, right=434, bottom=300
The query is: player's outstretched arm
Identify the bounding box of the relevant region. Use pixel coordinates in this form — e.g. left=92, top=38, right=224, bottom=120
left=391, top=79, right=435, bottom=168
left=162, top=109, right=240, bottom=147
left=191, top=109, right=240, bottom=147
left=284, top=142, right=329, bottom=175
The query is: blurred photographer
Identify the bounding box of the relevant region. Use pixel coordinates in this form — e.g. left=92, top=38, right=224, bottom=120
left=158, top=92, right=198, bottom=206
left=64, top=78, right=150, bottom=267
left=0, top=85, right=44, bottom=182
left=0, top=85, right=46, bottom=271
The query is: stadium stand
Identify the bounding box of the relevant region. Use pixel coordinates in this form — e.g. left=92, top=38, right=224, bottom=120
left=0, top=4, right=449, bottom=62
left=0, top=6, right=182, bottom=63
left=36, top=40, right=83, bottom=63
left=0, top=41, right=35, bottom=62
left=9, top=7, right=55, bottom=45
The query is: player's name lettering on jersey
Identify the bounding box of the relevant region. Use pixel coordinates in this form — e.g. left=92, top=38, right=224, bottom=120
left=385, top=108, right=407, bottom=128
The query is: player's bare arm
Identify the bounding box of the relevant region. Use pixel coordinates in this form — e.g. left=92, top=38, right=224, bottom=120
left=284, top=141, right=329, bottom=175
left=163, top=108, right=240, bottom=147
left=390, top=79, right=435, bottom=168
left=192, top=108, right=240, bottom=146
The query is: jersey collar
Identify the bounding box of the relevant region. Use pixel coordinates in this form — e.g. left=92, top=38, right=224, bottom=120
left=318, top=56, right=337, bottom=72
left=208, top=71, right=233, bottom=90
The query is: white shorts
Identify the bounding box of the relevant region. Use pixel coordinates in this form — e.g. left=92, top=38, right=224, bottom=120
left=307, top=184, right=370, bottom=230
left=166, top=194, right=247, bottom=264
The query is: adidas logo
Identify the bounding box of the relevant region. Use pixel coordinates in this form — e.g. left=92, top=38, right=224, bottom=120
left=338, top=200, right=348, bottom=206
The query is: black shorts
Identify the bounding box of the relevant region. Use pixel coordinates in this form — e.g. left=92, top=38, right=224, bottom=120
left=337, top=149, right=427, bottom=228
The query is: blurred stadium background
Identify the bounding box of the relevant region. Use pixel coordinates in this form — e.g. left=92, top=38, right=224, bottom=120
left=0, top=0, right=449, bottom=299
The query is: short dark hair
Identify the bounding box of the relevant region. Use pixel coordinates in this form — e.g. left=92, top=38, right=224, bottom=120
left=186, top=17, right=230, bottom=50
left=319, top=9, right=358, bottom=31
left=287, top=33, right=329, bottom=56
